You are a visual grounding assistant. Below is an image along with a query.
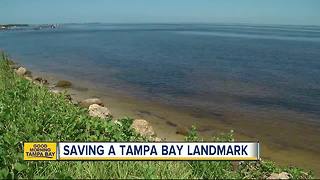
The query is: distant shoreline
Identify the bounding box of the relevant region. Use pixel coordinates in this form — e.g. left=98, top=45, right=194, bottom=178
left=0, top=24, right=57, bottom=31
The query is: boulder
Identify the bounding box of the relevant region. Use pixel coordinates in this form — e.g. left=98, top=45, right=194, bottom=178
left=176, top=126, right=189, bottom=136
left=131, top=119, right=156, bottom=137
left=79, top=98, right=104, bottom=108
left=88, top=104, right=111, bottom=119
left=15, top=67, right=27, bottom=76
left=55, top=80, right=72, bottom=88
left=267, top=172, right=291, bottom=179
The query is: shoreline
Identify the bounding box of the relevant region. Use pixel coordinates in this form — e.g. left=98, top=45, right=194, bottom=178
left=10, top=61, right=320, bottom=175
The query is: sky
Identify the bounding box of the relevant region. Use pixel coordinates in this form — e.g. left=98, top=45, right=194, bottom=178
left=0, top=0, right=319, bottom=25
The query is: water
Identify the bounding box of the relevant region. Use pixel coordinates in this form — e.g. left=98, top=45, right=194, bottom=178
left=1, top=23, right=320, bottom=120
left=1, top=23, right=320, bottom=173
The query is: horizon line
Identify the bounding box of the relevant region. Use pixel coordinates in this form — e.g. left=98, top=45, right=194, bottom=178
left=2, top=21, right=320, bottom=27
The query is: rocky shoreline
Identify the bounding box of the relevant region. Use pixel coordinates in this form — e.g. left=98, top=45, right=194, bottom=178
left=10, top=61, right=162, bottom=142
left=4, top=60, right=315, bottom=179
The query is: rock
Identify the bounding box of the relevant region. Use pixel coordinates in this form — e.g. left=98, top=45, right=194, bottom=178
left=176, top=126, right=189, bottom=136
left=88, top=104, right=111, bottom=119
left=55, top=80, right=72, bottom=88
left=131, top=119, right=155, bottom=137
left=267, top=172, right=291, bottom=179
left=15, top=67, right=27, bottom=76
left=34, top=77, right=49, bottom=85
left=79, top=98, right=104, bottom=108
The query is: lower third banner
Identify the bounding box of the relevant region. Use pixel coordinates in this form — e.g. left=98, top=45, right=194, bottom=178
left=24, top=142, right=260, bottom=161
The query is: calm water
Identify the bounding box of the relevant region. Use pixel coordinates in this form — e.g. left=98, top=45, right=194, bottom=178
left=2, top=23, right=320, bottom=174
left=1, top=23, right=320, bottom=122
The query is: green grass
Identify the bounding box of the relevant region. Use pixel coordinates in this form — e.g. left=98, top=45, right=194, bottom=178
left=0, top=52, right=314, bottom=179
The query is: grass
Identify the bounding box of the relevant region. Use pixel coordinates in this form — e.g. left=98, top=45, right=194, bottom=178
left=0, top=52, right=314, bottom=179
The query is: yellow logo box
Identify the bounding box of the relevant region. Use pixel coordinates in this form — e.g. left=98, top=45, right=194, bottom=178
left=24, top=142, right=57, bottom=161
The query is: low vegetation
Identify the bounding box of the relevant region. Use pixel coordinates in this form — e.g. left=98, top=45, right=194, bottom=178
left=0, top=53, right=314, bottom=179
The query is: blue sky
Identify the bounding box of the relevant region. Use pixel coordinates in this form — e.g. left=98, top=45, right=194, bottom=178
left=0, top=0, right=319, bottom=25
